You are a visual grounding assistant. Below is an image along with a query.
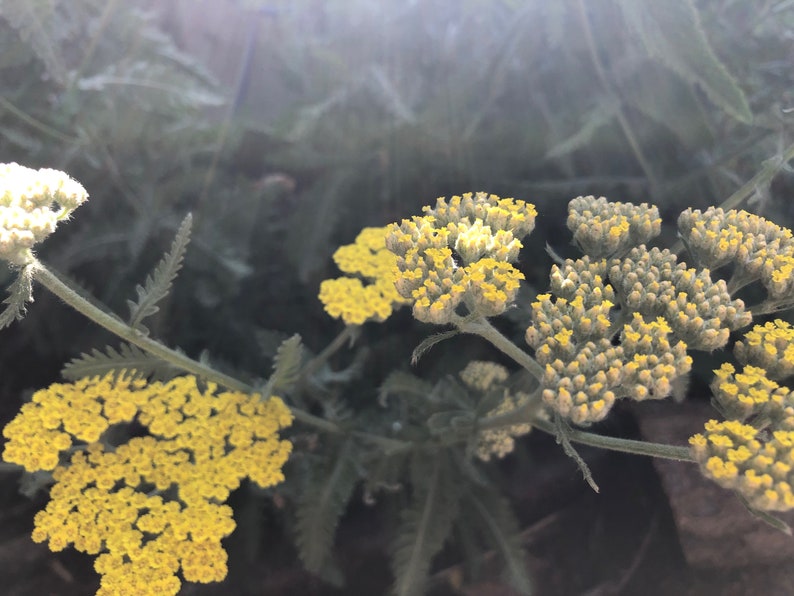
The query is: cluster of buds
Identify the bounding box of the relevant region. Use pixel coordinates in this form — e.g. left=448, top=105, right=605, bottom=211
left=691, top=318, right=794, bottom=512
left=0, top=163, right=88, bottom=264
left=386, top=192, right=536, bottom=323
left=319, top=226, right=410, bottom=325
left=608, top=246, right=751, bottom=351
left=734, top=320, right=794, bottom=380
left=678, top=207, right=794, bottom=305
left=690, top=420, right=794, bottom=511
left=567, top=195, right=661, bottom=258
left=458, top=361, right=533, bottom=461
left=526, top=290, right=691, bottom=424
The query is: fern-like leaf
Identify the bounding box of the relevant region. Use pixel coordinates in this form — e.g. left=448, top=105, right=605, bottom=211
left=127, top=213, right=192, bottom=331
left=295, top=440, right=359, bottom=574
left=617, top=0, right=752, bottom=123
left=0, top=263, right=36, bottom=329
left=465, top=486, right=533, bottom=595
left=411, top=329, right=460, bottom=365
left=263, top=334, right=303, bottom=396
left=545, top=99, right=618, bottom=159
left=61, top=343, right=177, bottom=381
left=391, top=451, right=459, bottom=596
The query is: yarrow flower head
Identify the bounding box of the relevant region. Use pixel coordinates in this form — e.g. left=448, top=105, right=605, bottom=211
left=608, top=246, right=751, bottom=350
left=319, top=226, right=410, bottom=325
left=0, top=162, right=88, bottom=265
left=457, top=361, right=533, bottom=461
left=386, top=192, right=536, bottom=323
left=567, top=195, right=661, bottom=258
left=690, top=420, right=794, bottom=511
left=2, top=372, right=293, bottom=595
left=734, top=319, right=794, bottom=381
left=678, top=207, right=794, bottom=306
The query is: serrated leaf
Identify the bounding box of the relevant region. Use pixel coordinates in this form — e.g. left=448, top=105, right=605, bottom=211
left=264, top=334, right=303, bottom=396
left=61, top=343, right=177, bottom=381
left=391, top=452, right=459, bottom=596
left=295, top=440, right=359, bottom=574
left=411, top=329, right=461, bottom=366
left=0, top=263, right=36, bottom=329
left=127, top=213, right=192, bottom=331
left=618, top=0, right=751, bottom=124
left=465, top=487, right=532, bottom=595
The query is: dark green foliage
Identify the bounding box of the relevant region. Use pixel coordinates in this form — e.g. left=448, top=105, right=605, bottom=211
left=294, top=439, right=360, bottom=575
left=391, top=450, right=460, bottom=596
left=61, top=342, right=179, bottom=381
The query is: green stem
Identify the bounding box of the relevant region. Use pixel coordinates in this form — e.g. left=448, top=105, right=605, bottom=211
left=32, top=260, right=341, bottom=434
left=456, top=315, right=545, bottom=381
left=300, top=324, right=359, bottom=382
left=532, top=417, right=693, bottom=462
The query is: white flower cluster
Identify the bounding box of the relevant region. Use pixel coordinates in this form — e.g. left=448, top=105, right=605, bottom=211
left=0, top=163, right=88, bottom=265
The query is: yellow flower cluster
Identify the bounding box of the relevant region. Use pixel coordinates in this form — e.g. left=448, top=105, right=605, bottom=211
left=734, top=319, right=794, bottom=380
left=0, top=162, right=88, bottom=265
left=567, top=195, right=661, bottom=258
left=690, top=420, right=794, bottom=511
left=526, top=294, right=691, bottom=424
left=459, top=360, right=509, bottom=392
left=526, top=293, right=622, bottom=424
left=2, top=372, right=293, bottom=595
left=609, top=246, right=751, bottom=350
left=678, top=207, right=794, bottom=303
left=710, top=362, right=794, bottom=427
left=476, top=392, right=533, bottom=461
left=548, top=256, right=616, bottom=309
left=620, top=313, right=692, bottom=401
left=319, top=226, right=410, bottom=325
left=457, top=361, right=533, bottom=461
left=386, top=192, right=536, bottom=323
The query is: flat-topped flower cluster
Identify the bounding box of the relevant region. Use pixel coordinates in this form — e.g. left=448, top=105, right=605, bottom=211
left=2, top=372, right=293, bottom=595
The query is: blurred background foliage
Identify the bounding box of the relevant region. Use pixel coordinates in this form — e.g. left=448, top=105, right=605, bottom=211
left=1, top=0, right=794, bottom=593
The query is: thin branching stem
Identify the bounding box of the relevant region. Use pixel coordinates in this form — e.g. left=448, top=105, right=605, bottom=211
left=532, top=417, right=694, bottom=462
left=455, top=315, right=545, bottom=381
left=32, top=259, right=342, bottom=434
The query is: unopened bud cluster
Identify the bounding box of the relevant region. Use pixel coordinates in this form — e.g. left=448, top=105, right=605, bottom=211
left=386, top=192, right=536, bottom=323
left=608, top=246, right=751, bottom=351
left=0, top=162, right=88, bottom=264
left=691, top=317, right=794, bottom=512
left=678, top=207, right=794, bottom=304
left=458, top=361, right=533, bottom=461
left=567, top=195, right=661, bottom=258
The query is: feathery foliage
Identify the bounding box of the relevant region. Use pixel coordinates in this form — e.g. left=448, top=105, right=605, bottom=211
left=294, top=439, right=360, bottom=574
left=127, top=214, right=192, bottom=332
left=61, top=343, right=178, bottom=381
left=0, top=263, right=35, bottom=329
left=390, top=451, right=460, bottom=596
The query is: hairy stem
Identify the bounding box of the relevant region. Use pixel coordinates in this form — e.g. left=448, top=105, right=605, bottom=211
left=455, top=315, right=545, bottom=381
left=33, top=260, right=341, bottom=434
left=532, top=417, right=694, bottom=462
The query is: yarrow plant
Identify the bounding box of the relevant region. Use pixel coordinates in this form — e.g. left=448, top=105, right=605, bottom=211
left=4, top=160, right=794, bottom=595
